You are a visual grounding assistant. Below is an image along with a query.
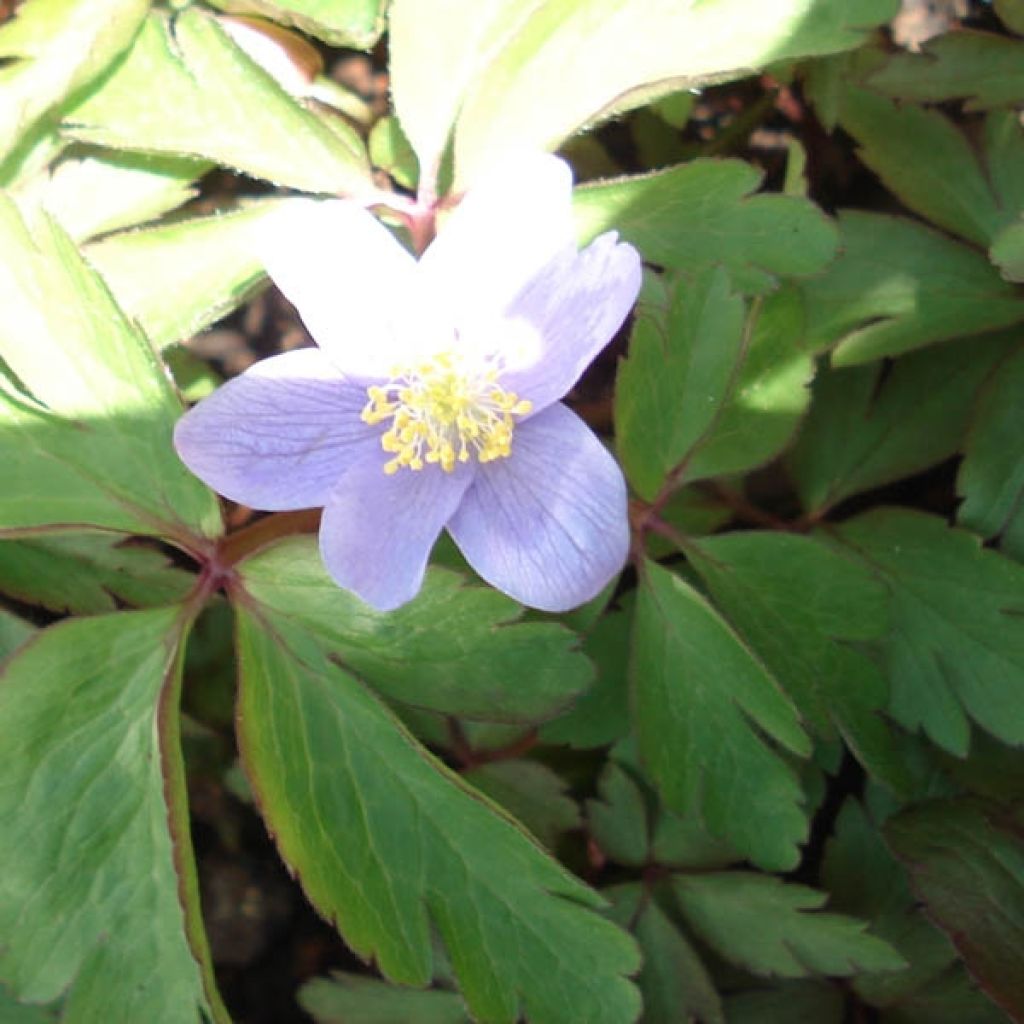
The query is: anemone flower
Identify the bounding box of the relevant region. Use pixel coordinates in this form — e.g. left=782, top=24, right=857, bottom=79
left=174, top=154, right=642, bottom=612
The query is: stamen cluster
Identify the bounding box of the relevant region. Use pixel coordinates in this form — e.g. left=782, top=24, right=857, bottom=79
left=361, top=352, right=533, bottom=474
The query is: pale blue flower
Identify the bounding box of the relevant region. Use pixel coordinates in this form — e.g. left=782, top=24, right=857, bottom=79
left=175, top=154, right=642, bottom=611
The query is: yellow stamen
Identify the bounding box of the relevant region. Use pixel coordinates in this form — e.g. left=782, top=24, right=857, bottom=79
left=361, top=352, right=532, bottom=475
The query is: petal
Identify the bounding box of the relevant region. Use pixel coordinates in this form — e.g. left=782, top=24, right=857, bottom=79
left=497, top=231, right=642, bottom=412
left=418, top=153, right=575, bottom=327
left=257, top=199, right=435, bottom=377
left=174, top=348, right=377, bottom=510
left=447, top=404, right=629, bottom=612
left=320, top=458, right=473, bottom=611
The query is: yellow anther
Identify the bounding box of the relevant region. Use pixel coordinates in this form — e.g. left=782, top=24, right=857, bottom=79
left=361, top=351, right=532, bottom=476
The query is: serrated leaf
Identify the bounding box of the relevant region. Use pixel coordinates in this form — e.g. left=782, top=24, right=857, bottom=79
left=449, top=0, right=897, bottom=186
left=0, top=608, right=34, bottom=661
left=62, top=10, right=371, bottom=196
left=606, top=884, right=724, bottom=1024
left=539, top=600, right=631, bottom=749
left=838, top=87, right=1006, bottom=246
left=573, top=160, right=838, bottom=293
left=690, top=532, right=914, bottom=794
left=0, top=610, right=225, bottom=1022
left=834, top=509, right=1024, bottom=757
left=615, top=266, right=746, bottom=500
left=864, top=30, right=1024, bottom=110
left=238, top=536, right=593, bottom=723
left=86, top=202, right=276, bottom=351
left=958, top=345, right=1024, bottom=557
left=235, top=604, right=640, bottom=1023
left=886, top=798, right=1024, bottom=1020
left=633, top=561, right=810, bottom=870
left=787, top=332, right=1013, bottom=515
left=0, top=195, right=222, bottom=541
left=800, top=211, right=1024, bottom=365
left=672, top=873, right=905, bottom=979
left=0, top=532, right=193, bottom=614
left=205, top=0, right=387, bottom=49
left=464, top=760, right=580, bottom=850
left=14, top=147, right=209, bottom=242
left=299, top=972, right=469, bottom=1024
left=587, top=761, right=651, bottom=868
left=0, top=0, right=148, bottom=163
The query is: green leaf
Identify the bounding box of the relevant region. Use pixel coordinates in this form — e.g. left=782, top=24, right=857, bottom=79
left=464, top=760, right=581, bottom=850
left=587, top=760, right=651, bottom=868
left=448, top=0, right=898, bottom=186
left=0, top=608, right=34, bottom=661
left=0, top=196, right=222, bottom=541
left=834, top=509, right=1024, bottom=757
left=86, top=202, right=276, bottom=351
left=991, top=219, right=1024, bottom=284
left=0, top=983, right=59, bottom=1023
left=633, top=561, right=810, bottom=870
left=997, top=0, right=1024, bottom=34
left=864, top=30, right=1024, bottom=110
left=837, top=87, right=1005, bottom=246
left=672, top=872, right=905, bottom=978
left=722, top=982, right=844, bottom=1024
left=299, top=972, right=469, bottom=1024
left=605, top=884, right=724, bottom=1024
left=573, top=160, right=839, bottom=293
left=238, top=536, right=592, bottom=723
left=369, top=115, right=420, bottom=191
left=0, top=609, right=225, bottom=1022
left=63, top=10, right=372, bottom=196
left=787, top=332, right=1013, bottom=515
left=886, top=798, right=1024, bottom=1020
left=13, top=147, right=209, bottom=242
left=615, top=266, right=746, bottom=501
left=800, top=211, right=1024, bottom=365
left=234, top=604, right=641, bottom=1024
left=0, top=532, right=193, bottom=614
left=958, top=345, right=1024, bottom=557
left=690, top=531, right=914, bottom=794
left=204, top=0, right=387, bottom=49
left=0, top=0, right=148, bottom=163
left=538, top=600, right=631, bottom=749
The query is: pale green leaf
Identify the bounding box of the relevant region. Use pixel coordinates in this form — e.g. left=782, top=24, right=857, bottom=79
left=886, top=798, right=1024, bottom=1019
left=0, top=609, right=34, bottom=662
left=238, top=535, right=593, bottom=723
left=450, top=0, right=898, bottom=186
left=838, top=87, right=1005, bottom=246
left=0, top=0, right=148, bottom=162
left=690, top=531, right=914, bottom=794
left=13, top=147, right=208, bottom=242
left=86, top=202, right=277, bottom=350
left=672, top=873, right=905, bottom=978
left=369, top=115, right=420, bottom=190
left=235, top=605, right=641, bottom=1023
left=787, top=332, right=1013, bottom=514
left=958, top=345, right=1024, bottom=554
left=835, top=509, right=1024, bottom=757
left=205, top=0, right=387, bottom=49
left=573, top=160, right=838, bottom=293
left=464, top=760, right=581, bottom=850
left=606, top=885, right=724, bottom=1024
left=63, top=10, right=372, bottom=195
left=0, top=196, right=221, bottom=541
left=0, top=532, right=193, bottom=614
left=299, top=972, right=469, bottom=1024
left=0, top=610, right=225, bottom=1022
left=615, top=266, right=746, bottom=500
left=864, top=30, right=1024, bottom=110
left=634, top=562, right=810, bottom=870
left=801, top=211, right=1024, bottom=365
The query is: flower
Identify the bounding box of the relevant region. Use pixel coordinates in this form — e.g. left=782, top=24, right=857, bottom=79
left=174, top=153, right=642, bottom=612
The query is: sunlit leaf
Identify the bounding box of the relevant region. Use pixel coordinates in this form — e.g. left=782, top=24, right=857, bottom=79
left=205, top=0, right=387, bottom=49
left=235, top=604, right=641, bottom=1023
left=0, top=610, right=225, bottom=1022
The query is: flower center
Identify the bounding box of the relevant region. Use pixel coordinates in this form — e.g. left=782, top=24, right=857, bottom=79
left=361, top=352, right=532, bottom=475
